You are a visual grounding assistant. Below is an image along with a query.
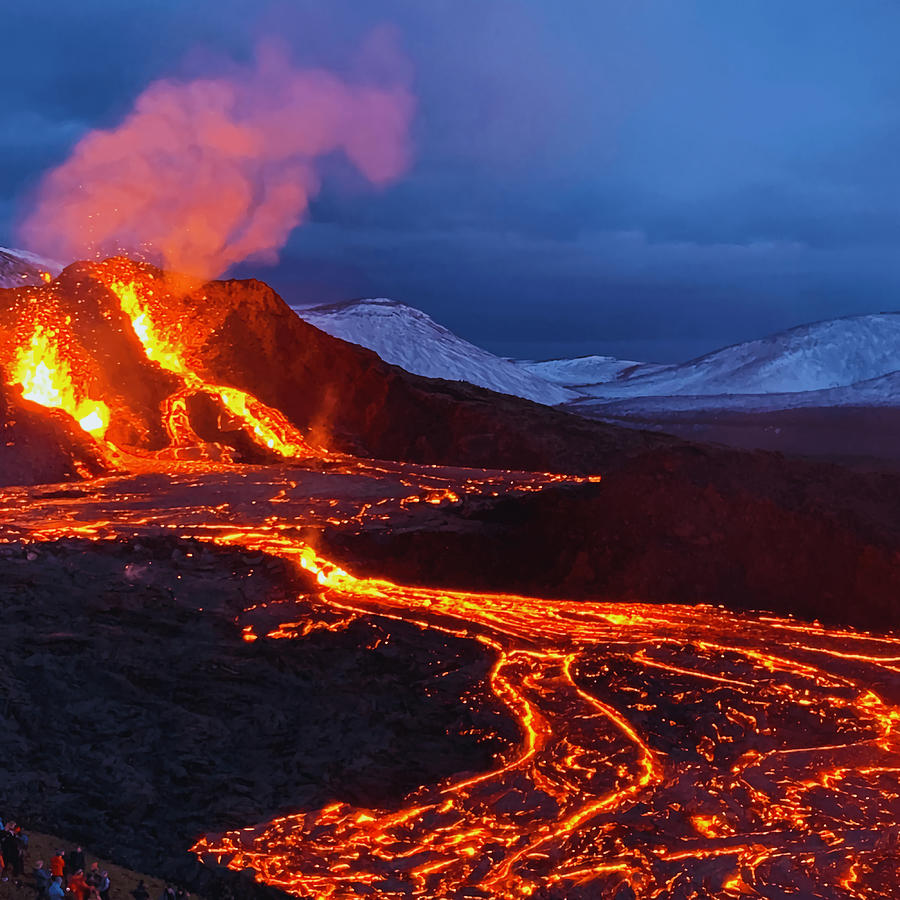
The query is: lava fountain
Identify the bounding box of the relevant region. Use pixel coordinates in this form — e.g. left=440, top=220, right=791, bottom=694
left=11, top=324, right=110, bottom=437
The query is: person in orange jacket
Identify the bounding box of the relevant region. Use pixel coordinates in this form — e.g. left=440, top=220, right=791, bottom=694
left=50, top=853, right=65, bottom=882
left=67, top=870, right=89, bottom=900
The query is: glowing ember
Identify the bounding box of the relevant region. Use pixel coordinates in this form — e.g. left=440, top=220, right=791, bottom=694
left=9, top=325, right=109, bottom=437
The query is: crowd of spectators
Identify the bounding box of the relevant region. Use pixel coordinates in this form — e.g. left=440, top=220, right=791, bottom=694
left=1, top=818, right=189, bottom=900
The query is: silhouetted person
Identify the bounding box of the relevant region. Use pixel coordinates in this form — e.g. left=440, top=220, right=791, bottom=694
left=65, top=848, right=85, bottom=876
left=131, top=880, right=149, bottom=900
left=1, top=829, right=21, bottom=881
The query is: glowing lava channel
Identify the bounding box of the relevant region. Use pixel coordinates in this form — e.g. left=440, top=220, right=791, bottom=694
left=187, top=534, right=900, bottom=900
left=4, top=408, right=900, bottom=897
left=107, top=277, right=320, bottom=458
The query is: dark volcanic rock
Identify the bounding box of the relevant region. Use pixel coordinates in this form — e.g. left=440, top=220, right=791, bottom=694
left=0, top=537, right=508, bottom=895
left=0, top=382, right=107, bottom=486
left=321, top=444, right=900, bottom=630
left=182, top=277, right=666, bottom=472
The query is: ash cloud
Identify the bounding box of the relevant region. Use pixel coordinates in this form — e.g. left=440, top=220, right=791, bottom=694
left=18, top=32, right=414, bottom=278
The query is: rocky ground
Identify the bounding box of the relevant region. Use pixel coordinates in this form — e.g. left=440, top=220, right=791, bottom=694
left=0, top=537, right=512, bottom=899
left=3, top=259, right=900, bottom=897
left=0, top=829, right=179, bottom=900
left=0, top=386, right=106, bottom=487
left=321, top=444, right=900, bottom=630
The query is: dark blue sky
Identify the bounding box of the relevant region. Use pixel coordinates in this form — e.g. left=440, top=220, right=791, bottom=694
left=3, top=1, right=900, bottom=361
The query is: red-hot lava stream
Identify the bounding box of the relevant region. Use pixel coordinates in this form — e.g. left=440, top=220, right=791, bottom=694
left=5, top=267, right=900, bottom=897
left=10, top=482, right=900, bottom=898
left=180, top=533, right=900, bottom=899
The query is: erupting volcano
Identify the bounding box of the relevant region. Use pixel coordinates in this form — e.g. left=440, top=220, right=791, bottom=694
left=0, top=258, right=323, bottom=465
left=2, top=260, right=900, bottom=899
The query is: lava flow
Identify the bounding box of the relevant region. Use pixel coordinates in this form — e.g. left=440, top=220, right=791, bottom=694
left=105, top=272, right=320, bottom=459
left=2, top=263, right=900, bottom=898
left=192, top=536, right=900, bottom=900
left=12, top=324, right=110, bottom=436
left=4, top=463, right=900, bottom=899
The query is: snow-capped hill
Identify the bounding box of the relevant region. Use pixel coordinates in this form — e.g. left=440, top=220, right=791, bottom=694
left=0, top=247, right=62, bottom=289
left=580, top=313, right=900, bottom=400
left=830, top=369, right=900, bottom=406
left=517, top=355, right=658, bottom=387
left=573, top=368, right=900, bottom=418
left=295, top=298, right=576, bottom=405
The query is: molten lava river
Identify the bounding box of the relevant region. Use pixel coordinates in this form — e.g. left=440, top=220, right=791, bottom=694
left=3, top=460, right=900, bottom=900
left=3, top=264, right=900, bottom=898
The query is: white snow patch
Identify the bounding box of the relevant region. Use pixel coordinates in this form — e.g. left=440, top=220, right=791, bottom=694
left=516, top=355, right=660, bottom=387
left=573, top=369, right=900, bottom=417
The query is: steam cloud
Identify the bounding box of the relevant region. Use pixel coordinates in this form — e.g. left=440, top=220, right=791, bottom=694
left=19, top=37, right=414, bottom=278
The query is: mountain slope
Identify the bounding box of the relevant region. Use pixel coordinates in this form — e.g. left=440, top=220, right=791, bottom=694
left=573, top=369, right=900, bottom=417
left=576, top=314, right=900, bottom=400
left=298, top=296, right=899, bottom=412
left=517, top=355, right=658, bottom=387
left=1, top=258, right=664, bottom=475
left=6, top=245, right=897, bottom=413
left=295, top=298, right=575, bottom=405
left=0, top=246, right=62, bottom=288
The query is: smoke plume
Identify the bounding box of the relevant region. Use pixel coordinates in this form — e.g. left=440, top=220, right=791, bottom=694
left=19, top=36, right=414, bottom=278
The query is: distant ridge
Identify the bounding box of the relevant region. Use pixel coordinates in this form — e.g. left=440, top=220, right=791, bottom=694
left=5, top=246, right=896, bottom=411
left=295, top=297, right=575, bottom=406
left=296, top=293, right=899, bottom=411
left=565, top=312, right=900, bottom=402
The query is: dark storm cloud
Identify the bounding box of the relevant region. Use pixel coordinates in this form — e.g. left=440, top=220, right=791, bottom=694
left=3, top=0, right=900, bottom=360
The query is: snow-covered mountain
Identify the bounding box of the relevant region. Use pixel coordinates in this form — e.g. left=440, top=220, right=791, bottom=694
left=298, top=297, right=899, bottom=411
left=0, top=247, right=62, bottom=289
left=516, top=355, right=662, bottom=387
left=295, top=297, right=576, bottom=405
left=565, top=314, right=900, bottom=402
left=573, top=369, right=900, bottom=418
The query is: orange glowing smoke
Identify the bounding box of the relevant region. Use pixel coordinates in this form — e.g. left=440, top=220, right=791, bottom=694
left=19, top=32, right=414, bottom=279
left=10, top=325, right=109, bottom=437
